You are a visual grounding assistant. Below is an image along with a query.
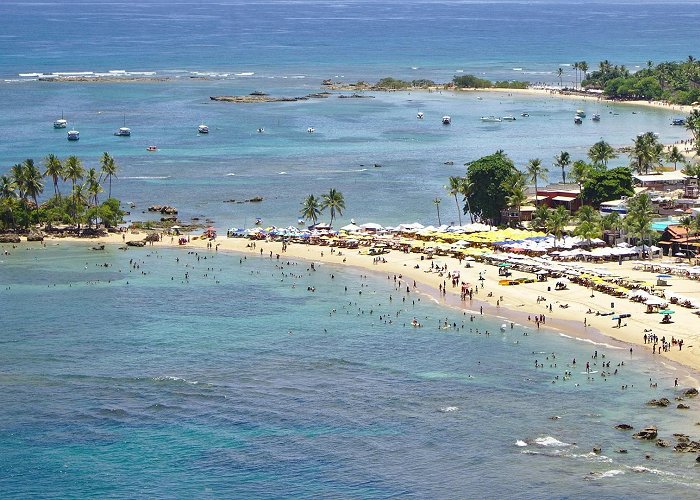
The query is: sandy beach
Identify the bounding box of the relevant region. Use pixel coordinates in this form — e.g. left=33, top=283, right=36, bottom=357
left=27, top=230, right=699, bottom=381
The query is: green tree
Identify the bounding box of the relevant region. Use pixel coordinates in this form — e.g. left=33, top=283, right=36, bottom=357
left=464, top=151, right=516, bottom=225
left=686, top=109, right=700, bottom=153
left=526, top=158, right=548, bottom=207
left=22, top=158, right=44, bottom=209
left=546, top=205, right=570, bottom=245
left=459, top=178, right=475, bottom=223
left=504, top=171, right=528, bottom=226
left=624, top=193, right=655, bottom=257
left=433, top=197, right=442, bottom=226
left=0, top=175, right=17, bottom=200
left=570, top=160, right=594, bottom=192
left=666, top=145, right=684, bottom=170
left=554, top=151, right=571, bottom=183
left=601, top=211, right=623, bottom=233
left=85, top=168, right=103, bottom=206
left=531, top=204, right=550, bottom=231
left=300, top=194, right=322, bottom=225
left=588, top=140, right=617, bottom=167
left=100, top=152, right=118, bottom=199
left=447, top=176, right=464, bottom=226
left=574, top=205, right=602, bottom=247
left=581, top=167, right=635, bottom=206
left=10, top=163, right=26, bottom=200
left=320, top=188, right=345, bottom=227
left=43, top=154, right=63, bottom=198
left=630, top=132, right=663, bottom=174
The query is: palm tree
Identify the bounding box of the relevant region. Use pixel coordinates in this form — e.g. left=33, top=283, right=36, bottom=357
left=504, top=171, right=528, bottom=226
left=64, top=155, right=84, bottom=222
left=71, top=183, right=88, bottom=228
left=22, top=158, right=44, bottom=208
left=320, top=188, right=345, bottom=227
left=666, top=145, right=684, bottom=170
left=85, top=168, right=103, bottom=206
left=0, top=175, right=17, bottom=199
left=630, top=132, right=662, bottom=174
left=680, top=215, right=694, bottom=261
left=546, top=205, right=570, bottom=246
left=588, top=140, right=617, bottom=167
left=573, top=62, right=580, bottom=88
left=10, top=163, right=26, bottom=200
left=557, top=67, right=563, bottom=87
left=459, top=178, right=475, bottom=223
left=624, top=193, right=655, bottom=257
left=433, top=197, right=442, bottom=226
left=300, top=194, right=322, bottom=225
left=100, top=152, right=118, bottom=199
left=447, top=176, right=464, bottom=226
left=554, top=151, right=571, bottom=183
left=579, top=61, right=589, bottom=83
left=531, top=205, right=550, bottom=231
left=601, top=211, right=623, bottom=240
left=43, top=154, right=63, bottom=198
left=526, top=158, right=548, bottom=206
left=685, top=109, right=700, bottom=152
left=574, top=205, right=601, bottom=247
left=570, top=160, right=593, bottom=192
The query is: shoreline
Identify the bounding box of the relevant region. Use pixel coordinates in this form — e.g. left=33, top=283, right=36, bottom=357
left=19, top=232, right=700, bottom=384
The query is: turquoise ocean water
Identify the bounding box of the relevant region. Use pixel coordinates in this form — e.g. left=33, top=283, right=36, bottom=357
left=3, top=1, right=700, bottom=497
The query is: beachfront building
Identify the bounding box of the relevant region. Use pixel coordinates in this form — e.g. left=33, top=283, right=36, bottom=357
left=633, top=171, right=688, bottom=193
left=657, top=224, right=700, bottom=257
left=533, top=183, right=582, bottom=212
left=500, top=205, right=536, bottom=225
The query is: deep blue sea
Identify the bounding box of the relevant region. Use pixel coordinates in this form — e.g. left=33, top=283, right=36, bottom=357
left=2, top=1, right=700, bottom=497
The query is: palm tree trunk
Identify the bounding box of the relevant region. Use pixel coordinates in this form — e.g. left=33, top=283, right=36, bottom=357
left=454, top=194, right=462, bottom=226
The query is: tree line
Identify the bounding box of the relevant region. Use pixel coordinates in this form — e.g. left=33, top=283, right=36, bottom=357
left=0, top=152, right=124, bottom=232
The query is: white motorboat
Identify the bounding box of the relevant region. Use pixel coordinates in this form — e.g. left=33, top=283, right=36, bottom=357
left=480, top=116, right=502, bottom=122
left=146, top=145, right=158, bottom=152
left=307, top=127, right=315, bottom=133
left=417, top=111, right=424, bottom=119
left=592, top=114, right=601, bottom=122
left=502, top=115, right=516, bottom=121
left=574, top=116, right=583, bottom=125
left=198, top=124, right=209, bottom=134
left=575, top=109, right=586, bottom=118
left=442, top=115, right=451, bottom=125
left=67, top=129, right=79, bottom=141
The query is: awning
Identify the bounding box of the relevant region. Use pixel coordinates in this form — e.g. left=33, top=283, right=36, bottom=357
left=551, top=196, right=576, bottom=202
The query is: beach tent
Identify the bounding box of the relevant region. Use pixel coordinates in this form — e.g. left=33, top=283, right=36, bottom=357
left=360, top=222, right=384, bottom=231
left=340, top=223, right=361, bottom=232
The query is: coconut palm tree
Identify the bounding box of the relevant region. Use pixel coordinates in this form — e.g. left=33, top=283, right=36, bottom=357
left=433, top=197, right=441, bottom=226
left=0, top=175, right=17, bottom=199
left=100, top=152, right=118, bottom=199
left=71, top=183, right=88, bottom=228
left=630, top=132, right=662, bottom=174
left=64, top=155, right=84, bottom=194
left=579, top=61, right=589, bottom=83
left=574, top=205, right=602, bottom=247
left=526, top=158, right=548, bottom=206
left=10, top=163, right=26, bottom=200
left=22, top=158, right=44, bottom=209
left=300, top=194, right=322, bottom=225
left=320, top=188, right=345, bottom=227
left=43, top=154, right=63, bottom=198
left=531, top=205, right=550, bottom=231
left=624, top=193, right=655, bottom=257
left=588, top=140, right=617, bottom=167
left=554, top=151, right=571, bottom=183
left=573, top=62, right=580, bottom=88
left=459, top=178, right=475, bottom=223
left=685, top=109, right=700, bottom=152
left=666, top=145, right=684, bottom=170
left=679, top=215, right=694, bottom=261
left=546, top=205, right=570, bottom=246
left=570, top=160, right=593, bottom=192
left=85, top=168, right=103, bottom=206
left=504, top=171, right=528, bottom=226
left=447, top=176, right=464, bottom=226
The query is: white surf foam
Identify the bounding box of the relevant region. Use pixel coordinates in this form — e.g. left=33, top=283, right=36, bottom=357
left=515, top=440, right=527, bottom=447
left=534, top=436, right=571, bottom=447
left=437, top=406, right=459, bottom=413
left=235, top=72, right=255, bottom=76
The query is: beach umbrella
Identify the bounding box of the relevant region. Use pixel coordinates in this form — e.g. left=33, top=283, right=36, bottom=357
left=659, top=309, right=675, bottom=315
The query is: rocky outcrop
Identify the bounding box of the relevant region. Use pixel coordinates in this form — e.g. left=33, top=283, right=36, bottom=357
left=656, top=439, right=671, bottom=447
left=633, top=426, right=658, bottom=440
left=684, top=388, right=699, bottom=397
left=647, top=398, right=671, bottom=407
left=126, top=240, right=146, bottom=247
left=27, top=231, right=44, bottom=241
left=615, top=424, right=634, bottom=430
left=678, top=403, right=691, bottom=410
left=675, top=440, right=700, bottom=453
left=0, top=234, right=21, bottom=243
left=223, top=197, right=263, bottom=204
left=148, top=205, right=178, bottom=215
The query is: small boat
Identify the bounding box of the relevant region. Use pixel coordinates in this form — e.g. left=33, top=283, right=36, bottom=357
left=592, top=113, right=601, bottom=122
left=417, top=111, right=424, bottom=119
left=442, top=115, right=451, bottom=125
left=257, top=127, right=264, bottom=133
left=502, top=115, right=516, bottom=121
left=297, top=219, right=305, bottom=225
left=53, top=112, right=67, bottom=129
left=307, top=127, right=315, bottom=133
left=671, top=118, right=686, bottom=126
left=114, top=115, right=130, bottom=136
left=575, top=109, right=586, bottom=118
left=574, top=116, right=583, bottom=125
left=255, top=217, right=263, bottom=225
left=521, top=112, right=529, bottom=117
left=480, top=116, right=502, bottom=122
left=146, top=145, right=158, bottom=152
left=198, top=123, right=209, bottom=134
left=67, top=129, right=79, bottom=141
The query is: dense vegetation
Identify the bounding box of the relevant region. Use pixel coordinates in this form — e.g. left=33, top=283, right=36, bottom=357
left=452, top=74, right=528, bottom=90
left=0, top=153, right=124, bottom=232
left=581, top=57, right=700, bottom=105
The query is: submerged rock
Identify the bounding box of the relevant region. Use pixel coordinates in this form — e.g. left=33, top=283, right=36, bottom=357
left=615, top=424, right=634, bottom=430
left=647, top=398, right=671, bottom=407
left=126, top=240, right=146, bottom=247
left=674, top=440, right=700, bottom=453
left=677, top=403, right=691, bottom=410
left=684, top=388, right=699, bottom=397
left=656, top=439, right=671, bottom=448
